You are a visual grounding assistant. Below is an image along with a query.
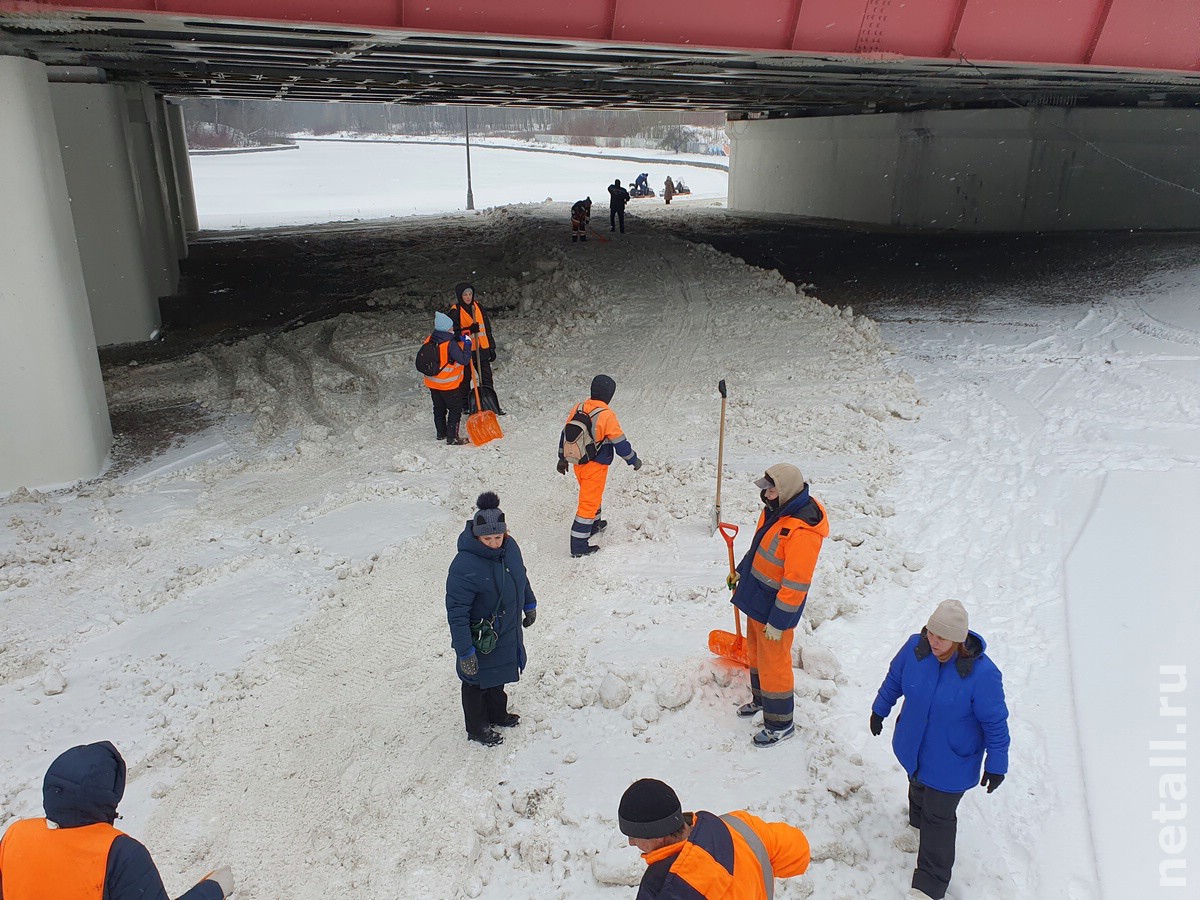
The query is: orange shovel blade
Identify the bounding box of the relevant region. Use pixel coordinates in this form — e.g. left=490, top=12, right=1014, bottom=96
left=708, top=629, right=749, bottom=668
left=466, top=409, right=503, bottom=446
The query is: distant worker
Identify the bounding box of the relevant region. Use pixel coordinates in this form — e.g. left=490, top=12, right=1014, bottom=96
left=449, top=281, right=504, bottom=415
left=728, top=464, right=829, bottom=746
left=421, top=311, right=473, bottom=445
left=571, top=197, right=592, bottom=243
left=618, top=778, right=811, bottom=899
left=633, top=172, right=650, bottom=195
left=663, top=177, right=675, bottom=205
left=0, top=741, right=234, bottom=900
left=557, top=374, right=641, bottom=558
left=608, top=179, right=631, bottom=233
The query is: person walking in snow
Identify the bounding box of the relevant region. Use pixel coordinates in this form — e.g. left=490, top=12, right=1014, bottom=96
left=870, top=599, right=1010, bottom=900
left=422, top=311, right=473, bottom=445
left=663, top=177, right=675, bottom=205
left=727, top=464, right=828, bottom=747
left=618, top=778, right=810, bottom=899
left=446, top=492, right=538, bottom=747
left=608, top=179, right=631, bottom=233
left=448, top=281, right=504, bottom=415
left=556, top=374, right=641, bottom=558
left=571, top=197, right=592, bottom=242
left=0, top=741, right=234, bottom=900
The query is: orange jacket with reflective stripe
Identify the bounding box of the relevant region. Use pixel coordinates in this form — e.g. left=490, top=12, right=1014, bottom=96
left=0, top=817, right=121, bottom=900
left=639, top=810, right=809, bottom=899
left=422, top=336, right=465, bottom=391
left=732, top=497, right=828, bottom=630
left=450, top=302, right=492, bottom=350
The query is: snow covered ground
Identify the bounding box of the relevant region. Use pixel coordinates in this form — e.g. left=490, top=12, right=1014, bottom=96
left=2, top=143, right=1197, bottom=898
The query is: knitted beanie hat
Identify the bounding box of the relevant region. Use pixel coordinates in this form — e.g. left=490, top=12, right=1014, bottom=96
left=618, top=779, right=685, bottom=839
left=434, top=311, right=453, bottom=332
left=590, top=374, right=616, bottom=403
left=471, top=492, right=507, bottom=537
left=926, top=599, right=969, bottom=643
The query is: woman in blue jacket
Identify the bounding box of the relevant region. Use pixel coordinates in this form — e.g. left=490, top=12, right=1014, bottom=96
left=870, top=599, right=1010, bottom=900
left=446, top=492, right=537, bottom=746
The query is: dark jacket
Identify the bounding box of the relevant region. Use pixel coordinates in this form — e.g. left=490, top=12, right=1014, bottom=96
left=872, top=630, right=1011, bottom=793
left=0, top=741, right=222, bottom=900
left=432, top=329, right=472, bottom=366
left=571, top=199, right=592, bottom=220
left=608, top=183, right=631, bottom=209
left=446, top=525, right=537, bottom=689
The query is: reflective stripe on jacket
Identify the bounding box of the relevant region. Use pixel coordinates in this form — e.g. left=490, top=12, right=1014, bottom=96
left=0, top=817, right=120, bottom=899
left=731, top=497, right=828, bottom=630
left=422, top=336, right=465, bottom=390
left=637, top=810, right=810, bottom=900
left=451, top=302, right=491, bottom=350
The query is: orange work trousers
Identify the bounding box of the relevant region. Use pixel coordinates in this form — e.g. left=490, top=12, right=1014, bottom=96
left=746, top=618, right=795, bottom=730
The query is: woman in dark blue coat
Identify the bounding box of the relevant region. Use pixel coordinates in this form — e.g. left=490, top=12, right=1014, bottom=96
left=870, top=599, right=1010, bottom=900
left=446, top=492, right=537, bottom=746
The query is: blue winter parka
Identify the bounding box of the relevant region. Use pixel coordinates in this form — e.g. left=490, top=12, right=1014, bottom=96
left=872, top=630, right=1010, bottom=794
left=445, top=524, right=537, bottom=690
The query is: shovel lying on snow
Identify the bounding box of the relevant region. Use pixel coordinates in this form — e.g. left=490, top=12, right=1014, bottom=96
left=708, top=522, right=749, bottom=667
left=465, top=359, right=503, bottom=447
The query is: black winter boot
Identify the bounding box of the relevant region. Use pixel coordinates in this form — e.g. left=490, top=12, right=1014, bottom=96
left=468, top=729, right=503, bottom=746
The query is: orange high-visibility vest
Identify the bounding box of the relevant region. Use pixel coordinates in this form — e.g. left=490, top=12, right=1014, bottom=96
left=451, top=303, right=491, bottom=350
left=422, top=337, right=465, bottom=391
left=0, top=817, right=121, bottom=900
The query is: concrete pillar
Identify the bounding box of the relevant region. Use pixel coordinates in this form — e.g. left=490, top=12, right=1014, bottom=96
left=728, top=107, right=1200, bottom=231
left=166, top=101, right=200, bottom=234
left=50, top=82, right=161, bottom=346
left=0, top=57, right=112, bottom=493
left=122, top=84, right=179, bottom=294
left=153, top=94, right=189, bottom=260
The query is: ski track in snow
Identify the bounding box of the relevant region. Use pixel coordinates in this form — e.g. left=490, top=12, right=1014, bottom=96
left=3, top=198, right=1198, bottom=898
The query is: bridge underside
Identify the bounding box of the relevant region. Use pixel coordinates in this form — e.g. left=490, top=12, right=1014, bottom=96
left=2, top=7, right=1200, bottom=112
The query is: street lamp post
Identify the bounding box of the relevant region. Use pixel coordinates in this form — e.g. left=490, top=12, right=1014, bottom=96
left=464, top=106, right=475, bottom=211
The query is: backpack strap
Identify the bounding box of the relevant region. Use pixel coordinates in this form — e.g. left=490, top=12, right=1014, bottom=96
left=720, top=814, right=774, bottom=900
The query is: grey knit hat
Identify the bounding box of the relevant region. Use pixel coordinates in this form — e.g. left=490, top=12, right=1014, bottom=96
left=471, top=492, right=507, bottom=537
left=926, top=599, right=969, bottom=643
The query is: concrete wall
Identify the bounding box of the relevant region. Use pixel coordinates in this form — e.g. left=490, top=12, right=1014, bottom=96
left=728, top=108, right=1200, bottom=231
left=166, top=101, right=200, bottom=233
left=0, top=57, right=112, bottom=493
left=122, top=84, right=180, bottom=294
left=50, top=82, right=162, bottom=347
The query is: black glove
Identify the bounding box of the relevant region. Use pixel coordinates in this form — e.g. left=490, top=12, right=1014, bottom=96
left=869, top=713, right=884, bottom=736
left=630, top=456, right=642, bottom=471
left=523, top=609, right=536, bottom=628
left=485, top=348, right=497, bottom=363
left=459, top=652, right=478, bottom=677
left=556, top=458, right=569, bottom=475
left=980, top=772, right=1005, bottom=793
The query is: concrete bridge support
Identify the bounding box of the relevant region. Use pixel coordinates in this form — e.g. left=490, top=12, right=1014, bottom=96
left=166, top=100, right=200, bottom=234
left=122, top=83, right=181, bottom=296
left=0, top=56, right=111, bottom=493
left=50, top=82, right=162, bottom=346
left=728, top=107, right=1200, bottom=231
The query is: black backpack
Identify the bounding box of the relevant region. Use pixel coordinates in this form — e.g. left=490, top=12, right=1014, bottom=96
left=562, top=402, right=601, bottom=464
left=415, top=339, right=442, bottom=376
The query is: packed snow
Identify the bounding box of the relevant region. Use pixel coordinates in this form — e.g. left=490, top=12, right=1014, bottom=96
left=2, top=142, right=1197, bottom=899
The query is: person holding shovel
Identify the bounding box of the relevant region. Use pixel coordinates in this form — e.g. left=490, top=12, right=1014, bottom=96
left=422, top=311, right=473, bottom=445
left=449, top=282, right=504, bottom=416
left=727, top=464, right=828, bottom=747
left=446, top=492, right=538, bottom=747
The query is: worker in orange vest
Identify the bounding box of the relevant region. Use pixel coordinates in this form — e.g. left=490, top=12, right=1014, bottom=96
left=619, top=778, right=810, bottom=899
left=449, top=282, right=504, bottom=415
left=422, top=311, right=474, bottom=445
left=0, top=741, right=233, bottom=900
left=727, top=463, right=829, bottom=747
left=556, top=374, right=641, bottom=557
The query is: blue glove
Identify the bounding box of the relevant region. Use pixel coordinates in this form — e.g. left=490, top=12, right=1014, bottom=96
left=459, top=649, right=478, bottom=677
left=461, top=334, right=473, bottom=351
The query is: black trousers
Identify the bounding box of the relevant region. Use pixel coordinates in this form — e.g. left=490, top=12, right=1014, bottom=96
left=461, top=682, right=510, bottom=736
left=430, top=387, right=463, bottom=439
left=610, top=207, right=625, bottom=232
left=909, top=778, right=965, bottom=900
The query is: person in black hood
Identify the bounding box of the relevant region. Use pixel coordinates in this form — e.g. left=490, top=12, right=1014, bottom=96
left=556, top=374, right=642, bottom=557
left=0, top=741, right=233, bottom=899
left=448, top=282, right=504, bottom=415
left=608, top=180, right=631, bottom=233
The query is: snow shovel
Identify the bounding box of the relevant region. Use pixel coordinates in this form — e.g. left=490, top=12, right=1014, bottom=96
left=465, top=359, right=503, bottom=447
left=711, top=379, right=727, bottom=535
left=466, top=344, right=501, bottom=415
left=708, top=522, right=749, bottom=667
